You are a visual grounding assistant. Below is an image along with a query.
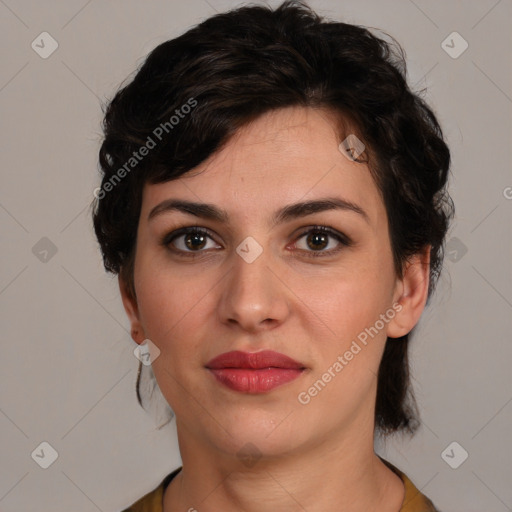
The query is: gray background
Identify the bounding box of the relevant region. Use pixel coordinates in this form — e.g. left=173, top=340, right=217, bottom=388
left=1, top=0, right=511, bottom=511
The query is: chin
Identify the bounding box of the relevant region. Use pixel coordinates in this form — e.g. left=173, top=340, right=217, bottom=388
left=210, top=409, right=309, bottom=458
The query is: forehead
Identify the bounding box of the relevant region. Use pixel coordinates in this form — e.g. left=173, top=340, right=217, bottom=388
left=140, top=106, right=384, bottom=227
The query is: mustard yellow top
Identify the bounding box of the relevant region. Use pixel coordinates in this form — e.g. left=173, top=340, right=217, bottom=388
left=122, top=457, right=439, bottom=511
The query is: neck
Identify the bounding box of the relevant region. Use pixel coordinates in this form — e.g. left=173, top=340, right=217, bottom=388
left=163, top=421, right=404, bottom=512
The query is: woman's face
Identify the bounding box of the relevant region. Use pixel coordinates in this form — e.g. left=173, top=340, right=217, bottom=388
left=122, top=106, right=420, bottom=460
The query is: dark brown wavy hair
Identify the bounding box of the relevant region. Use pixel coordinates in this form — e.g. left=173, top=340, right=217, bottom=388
left=92, top=0, right=454, bottom=436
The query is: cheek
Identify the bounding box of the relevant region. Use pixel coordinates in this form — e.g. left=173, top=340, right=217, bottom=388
left=135, top=271, right=210, bottom=405
left=305, top=256, right=394, bottom=336
left=300, top=255, right=396, bottom=388
left=309, top=288, right=388, bottom=379
left=134, top=258, right=212, bottom=351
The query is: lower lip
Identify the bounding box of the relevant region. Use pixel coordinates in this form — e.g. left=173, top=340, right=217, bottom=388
left=208, top=368, right=304, bottom=393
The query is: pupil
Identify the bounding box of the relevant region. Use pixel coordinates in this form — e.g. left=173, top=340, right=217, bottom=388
left=186, top=233, right=206, bottom=250
left=308, top=232, right=327, bottom=250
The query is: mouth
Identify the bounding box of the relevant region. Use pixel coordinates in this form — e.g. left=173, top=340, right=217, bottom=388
left=205, top=350, right=306, bottom=394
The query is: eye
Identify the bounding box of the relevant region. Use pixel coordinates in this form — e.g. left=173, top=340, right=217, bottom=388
left=292, top=226, right=351, bottom=257
left=162, top=226, right=221, bottom=256
left=161, top=225, right=352, bottom=259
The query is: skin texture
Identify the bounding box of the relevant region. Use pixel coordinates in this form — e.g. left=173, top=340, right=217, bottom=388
left=120, top=106, right=430, bottom=511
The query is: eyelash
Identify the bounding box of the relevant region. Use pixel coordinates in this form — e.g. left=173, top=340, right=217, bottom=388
left=161, top=225, right=352, bottom=259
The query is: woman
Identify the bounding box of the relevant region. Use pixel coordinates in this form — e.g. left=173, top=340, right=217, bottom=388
left=92, top=1, right=453, bottom=510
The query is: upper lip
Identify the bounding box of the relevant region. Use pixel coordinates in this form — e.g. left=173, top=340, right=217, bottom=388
left=205, top=350, right=305, bottom=370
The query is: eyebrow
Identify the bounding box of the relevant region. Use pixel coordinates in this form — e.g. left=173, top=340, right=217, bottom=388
left=147, top=197, right=370, bottom=226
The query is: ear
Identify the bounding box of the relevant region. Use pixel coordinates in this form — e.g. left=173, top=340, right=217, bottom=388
left=118, top=275, right=146, bottom=345
left=387, top=246, right=430, bottom=338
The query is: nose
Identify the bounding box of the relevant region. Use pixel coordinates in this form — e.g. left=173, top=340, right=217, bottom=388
left=217, top=243, right=291, bottom=333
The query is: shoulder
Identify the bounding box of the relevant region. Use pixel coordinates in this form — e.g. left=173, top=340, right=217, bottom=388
left=121, top=468, right=182, bottom=512
left=380, top=457, right=441, bottom=512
